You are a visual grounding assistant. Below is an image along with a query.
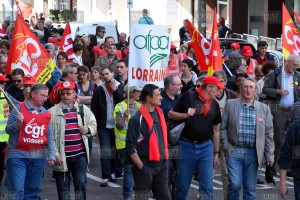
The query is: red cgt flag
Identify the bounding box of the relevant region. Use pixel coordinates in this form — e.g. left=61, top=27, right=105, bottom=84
left=59, top=22, right=73, bottom=62
left=208, top=8, right=222, bottom=76
left=185, top=19, right=210, bottom=71
left=292, top=9, right=300, bottom=24
left=282, top=3, right=300, bottom=59
left=6, top=15, right=56, bottom=84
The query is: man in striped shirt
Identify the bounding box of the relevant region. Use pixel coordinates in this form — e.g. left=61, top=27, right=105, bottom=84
left=48, top=81, right=97, bottom=200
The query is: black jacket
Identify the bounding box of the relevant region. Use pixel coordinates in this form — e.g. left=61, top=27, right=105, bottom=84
left=280, top=118, right=300, bottom=180
left=91, top=83, right=124, bottom=128
left=126, top=110, right=165, bottom=167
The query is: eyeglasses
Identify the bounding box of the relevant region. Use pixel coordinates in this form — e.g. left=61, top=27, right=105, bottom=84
left=12, top=80, right=22, bottom=83
left=36, top=93, right=48, bottom=99
left=288, top=60, right=299, bottom=68
left=99, top=31, right=106, bottom=33
left=60, top=91, right=75, bottom=96
left=195, top=84, right=201, bottom=88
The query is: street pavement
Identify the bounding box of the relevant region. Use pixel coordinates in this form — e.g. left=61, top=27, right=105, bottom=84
left=0, top=138, right=296, bottom=200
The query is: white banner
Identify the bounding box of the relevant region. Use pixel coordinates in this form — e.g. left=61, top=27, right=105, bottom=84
left=128, top=24, right=172, bottom=88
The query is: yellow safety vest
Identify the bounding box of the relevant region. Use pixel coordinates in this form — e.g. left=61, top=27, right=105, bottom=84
left=0, top=92, right=9, bottom=142
left=114, top=101, right=140, bottom=150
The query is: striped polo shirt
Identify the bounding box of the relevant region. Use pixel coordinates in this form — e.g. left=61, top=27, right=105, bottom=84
left=63, top=108, right=86, bottom=158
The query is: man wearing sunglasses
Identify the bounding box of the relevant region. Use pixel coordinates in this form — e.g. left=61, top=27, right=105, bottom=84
left=263, top=53, right=300, bottom=172
left=6, top=68, right=24, bottom=102
left=48, top=81, right=97, bottom=200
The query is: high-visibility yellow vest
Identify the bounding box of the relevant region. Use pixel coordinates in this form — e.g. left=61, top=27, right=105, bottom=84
left=0, top=92, right=9, bottom=142
left=114, top=101, right=140, bottom=150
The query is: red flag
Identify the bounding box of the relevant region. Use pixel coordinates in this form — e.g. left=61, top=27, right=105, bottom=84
left=246, top=58, right=258, bottom=78
left=185, top=19, right=210, bottom=71
left=208, top=8, right=222, bottom=76
left=292, top=9, right=300, bottom=24
left=59, top=22, right=74, bottom=62
left=282, top=3, right=300, bottom=59
left=6, top=15, right=56, bottom=84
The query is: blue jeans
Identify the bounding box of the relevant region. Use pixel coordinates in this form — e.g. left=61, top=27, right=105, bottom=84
left=54, top=154, right=87, bottom=200
left=88, top=136, right=93, bottom=157
left=226, top=147, right=258, bottom=200
left=7, top=158, right=46, bottom=200
left=98, top=128, right=116, bottom=179
left=118, top=149, right=134, bottom=199
left=294, top=178, right=300, bottom=200
left=175, top=140, right=213, bottom=200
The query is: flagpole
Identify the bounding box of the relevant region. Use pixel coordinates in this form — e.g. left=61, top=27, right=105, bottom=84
left=222, top=62, right=233, bottom=77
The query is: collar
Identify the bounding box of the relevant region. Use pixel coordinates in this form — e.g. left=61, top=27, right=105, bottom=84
left=283, top=70, right=294, bottom=77
left=24, top=100, right=43, bottom=112
left=241, top=99, right=256, bottom=108
left=61, top=101, right=75, bottom=110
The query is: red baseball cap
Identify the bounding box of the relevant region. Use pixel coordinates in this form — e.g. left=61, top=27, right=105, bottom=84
left=242, top=46, right=253, bottom=57
left=23, top=75, right=37, bottom=85
left=230, top=42, right=240, bottom=49
left=0, top=74, right=8, bottom=82
left=203, top=76, right=226, bottom=89
left=60, top=81, right=75, bottom=90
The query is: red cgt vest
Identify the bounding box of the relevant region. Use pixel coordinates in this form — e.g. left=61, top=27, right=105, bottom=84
left=17, top=102, right=51, bottom=152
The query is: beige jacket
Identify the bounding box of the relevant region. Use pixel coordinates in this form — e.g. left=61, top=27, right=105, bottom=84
left=48, top=102, right=97, bottom=172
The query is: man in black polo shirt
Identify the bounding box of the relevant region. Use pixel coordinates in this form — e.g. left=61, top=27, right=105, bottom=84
left=169, top=76, right=223, bottom=199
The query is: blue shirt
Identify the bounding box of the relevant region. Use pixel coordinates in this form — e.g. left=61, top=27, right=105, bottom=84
left=237, top=102, right=256, bottom=148
left=279, top=72, right=294, bottom=107
left=160, top=90, right=180, bottom=121
left=5, top=100, right=55, bottom=160
left=138, top=16, right=154, bottom=25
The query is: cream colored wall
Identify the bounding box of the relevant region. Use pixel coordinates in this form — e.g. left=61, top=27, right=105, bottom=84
left=43, top=0, right=193, bottom=42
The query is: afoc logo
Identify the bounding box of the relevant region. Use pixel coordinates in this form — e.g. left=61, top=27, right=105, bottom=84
left=133, top=30, right=170, bottom=67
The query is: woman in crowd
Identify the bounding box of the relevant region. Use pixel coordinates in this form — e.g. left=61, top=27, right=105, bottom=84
left=56, top=51, right=68, bottom=74
left=91, top=66, right=102, bottom=86
left=77, top=65, right=96, bottom=158
left=77, top=65, right=95, bottom=108
left=75, top=38, right=90, bottom=67
left=179, top=59, right=197, bottom=94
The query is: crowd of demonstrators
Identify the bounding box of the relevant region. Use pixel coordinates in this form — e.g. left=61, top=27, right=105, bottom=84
left=0, top=12, right=298, bottom=200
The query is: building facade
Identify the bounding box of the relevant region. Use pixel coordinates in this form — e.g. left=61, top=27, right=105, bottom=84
left=1, top=0, right=300, bottom=41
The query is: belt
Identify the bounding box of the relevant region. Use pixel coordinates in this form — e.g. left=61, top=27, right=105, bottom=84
left=278, top=106, right=291, bottom=112
left=180, top=137, right=209, bottom=144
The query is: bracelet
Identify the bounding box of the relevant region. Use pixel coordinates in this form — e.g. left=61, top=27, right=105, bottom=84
left=214, top=151, right=219, bottom=155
